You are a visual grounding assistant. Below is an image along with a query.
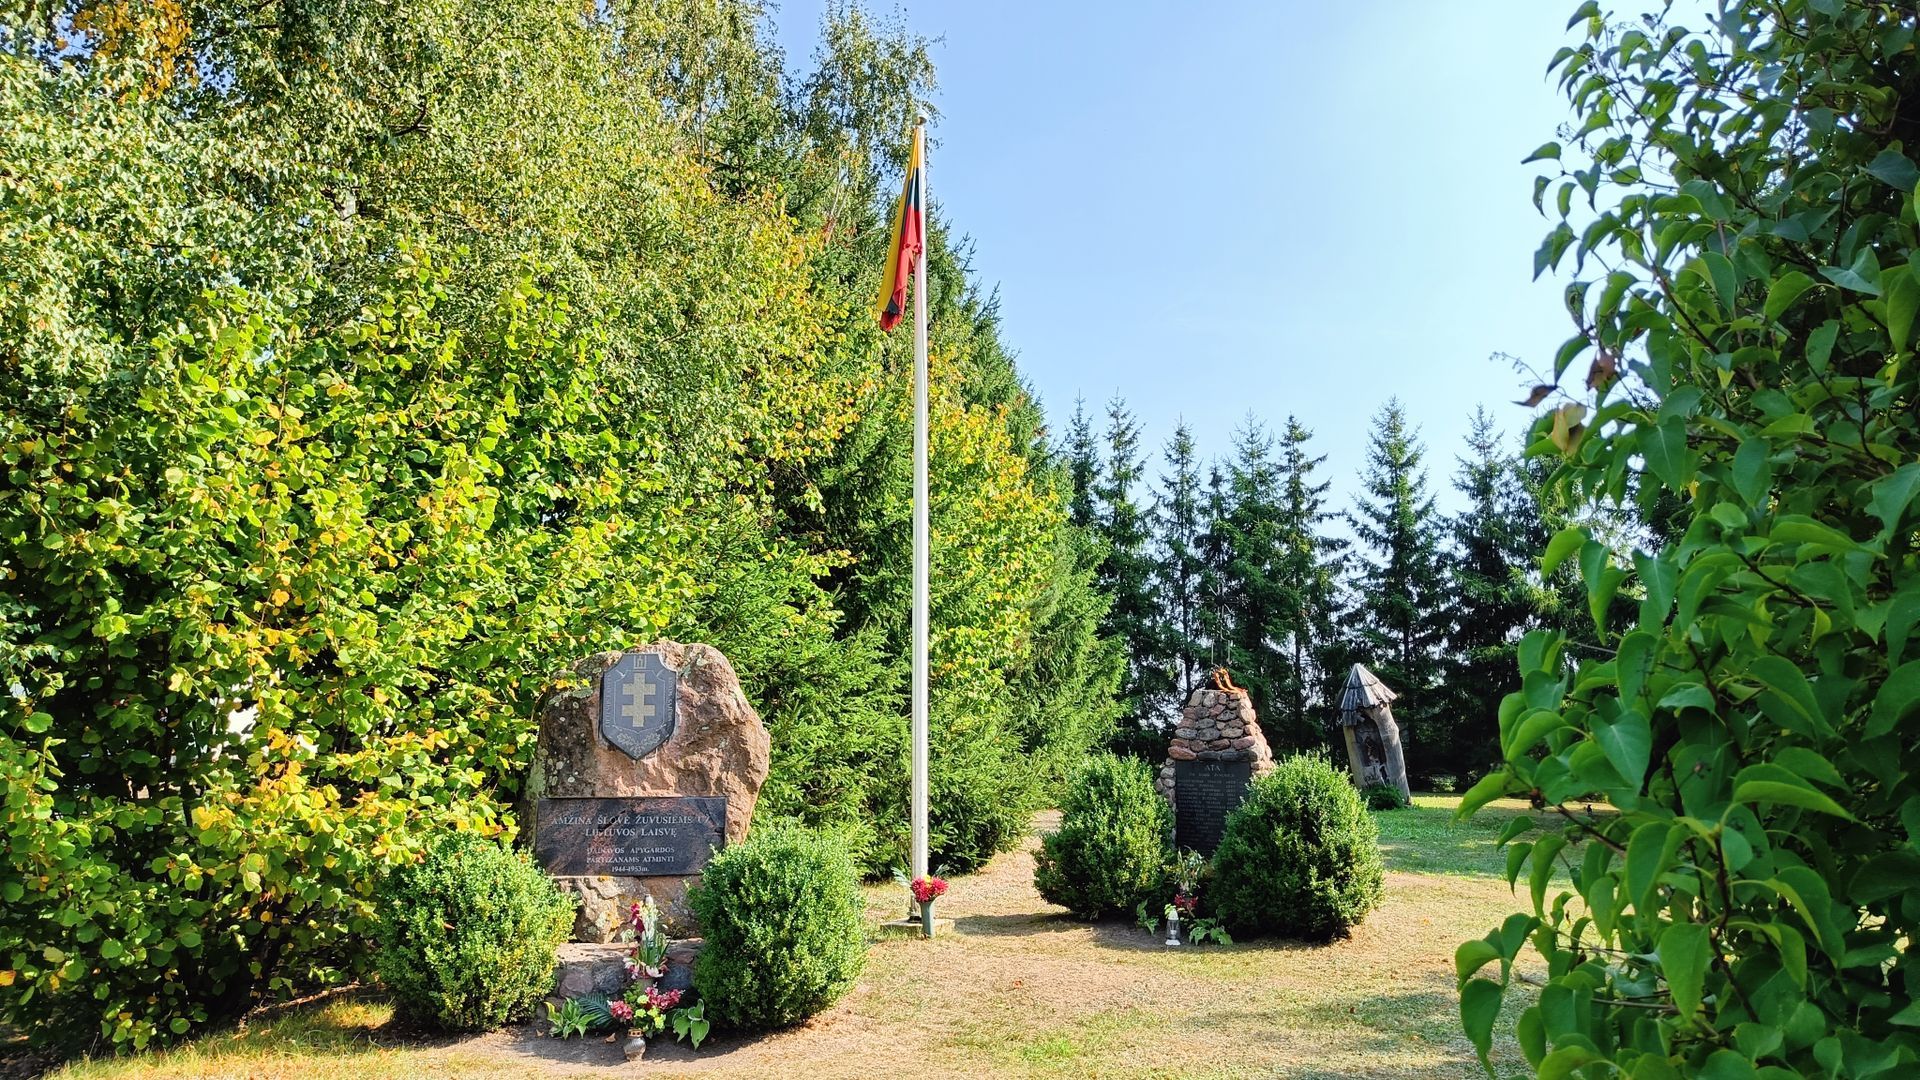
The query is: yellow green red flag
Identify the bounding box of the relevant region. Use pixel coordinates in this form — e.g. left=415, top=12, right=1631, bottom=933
left=876, top=128, right=925, bottom=332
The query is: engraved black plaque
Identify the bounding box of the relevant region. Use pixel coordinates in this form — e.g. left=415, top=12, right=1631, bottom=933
left=536, top=796, right=727, bottom=877
left=599, top=652, right=678, bottom=760
left=1173, top=759, right=1254, bottom=855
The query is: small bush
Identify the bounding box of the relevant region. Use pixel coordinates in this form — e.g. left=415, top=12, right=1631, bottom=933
left=372, top=832, right=574, bottom=1031
left=1033, top=754, right=1172, bottom=919
left=1361, top=783, right=1409, bottom=811
left=1211, top=755, right=1384, bottom=940
left=689, top=827, right=866, bottom=1031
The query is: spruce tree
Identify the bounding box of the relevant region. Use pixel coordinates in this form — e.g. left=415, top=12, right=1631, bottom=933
left=1094, top=396, right=1167, bottom=749
left=1212, top=421, right=1293, bottom=738
left=1349, top=399, right=1446, bottom=771
left=1436, top=408, right=1539, bottom=781
left=1269, top=416, right=1347, bottom=748
left=1064, top=397, right=1100, bottom=531
left=1152, top=422, right=1209, bottom=708
left=1196, top=462, right=1234, bottom=674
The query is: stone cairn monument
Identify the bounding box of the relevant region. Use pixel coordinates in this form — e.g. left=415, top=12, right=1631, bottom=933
left=1338, top=663, right=1411, bottom=802
left=1156, top=670, right=1276, bottom=854
left=526, top=641, right=770, bottom=1002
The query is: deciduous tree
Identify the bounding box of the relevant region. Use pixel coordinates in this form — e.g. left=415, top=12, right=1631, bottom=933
left=1457, top=4, right=1920, bottom=1074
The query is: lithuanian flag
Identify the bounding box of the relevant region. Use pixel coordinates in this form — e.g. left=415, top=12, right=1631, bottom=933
left=876, top=128, right=925, bottom=332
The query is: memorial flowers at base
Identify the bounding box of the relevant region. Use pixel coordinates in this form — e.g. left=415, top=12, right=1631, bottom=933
left=625, top=898, right=669, bottom=981
left=622, top=985, right=683, bottom=1039
left=555, top=896, right=710, bottom=1048
left=910, top=876, right=948, bottom=907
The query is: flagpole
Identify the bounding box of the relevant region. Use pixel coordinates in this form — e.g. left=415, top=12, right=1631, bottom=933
left=909, top=114, right=931, bottom=912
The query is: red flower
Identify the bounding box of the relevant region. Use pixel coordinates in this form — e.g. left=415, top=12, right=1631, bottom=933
left=910, top=876, right=949, bottom=904
left=645, top=986, right=683, bottom=1010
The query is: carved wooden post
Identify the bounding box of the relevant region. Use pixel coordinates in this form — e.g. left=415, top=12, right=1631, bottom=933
left=1338, top=664, right=1411, bottom=802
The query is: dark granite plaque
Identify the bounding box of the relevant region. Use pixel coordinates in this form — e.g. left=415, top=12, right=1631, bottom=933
left=599, top=652, right=678, bottom=760
left=1173, top=759, right=1254, bottom=854
left=536, top=796, right=727, bottom=877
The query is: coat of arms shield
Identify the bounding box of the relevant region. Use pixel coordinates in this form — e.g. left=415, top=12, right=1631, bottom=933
left=598, top=652, right=678, bottom=760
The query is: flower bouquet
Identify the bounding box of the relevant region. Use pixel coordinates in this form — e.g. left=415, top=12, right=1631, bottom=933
left=624, top=897, right=669, bottom=982
left=558, top=896, right=711, bottom=1060
left=910, top=875, right=948, bottom=938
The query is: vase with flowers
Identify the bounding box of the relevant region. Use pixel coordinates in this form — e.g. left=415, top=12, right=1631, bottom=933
left=910, top=875, right=948, bottom=938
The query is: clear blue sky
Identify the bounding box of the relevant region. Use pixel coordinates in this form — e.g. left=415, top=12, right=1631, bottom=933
left=771, top=1, right=1582, bottom=515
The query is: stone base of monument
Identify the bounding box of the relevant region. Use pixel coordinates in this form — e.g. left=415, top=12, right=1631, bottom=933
left=537, top=939, right=702, bottom=1033
left=875, top=916, right=954, bottom=939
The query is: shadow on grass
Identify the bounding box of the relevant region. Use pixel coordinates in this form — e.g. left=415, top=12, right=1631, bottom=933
left=952, top=909, right=1100, bottom=937
left=33, top=989, right=471, bottom=1079
left=951, top=908, right=1387, bottom=961
left=949, top=910, right=1183, bottom=953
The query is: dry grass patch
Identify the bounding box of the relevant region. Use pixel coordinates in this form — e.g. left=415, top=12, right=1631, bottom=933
left=36, top=796, right=1538, bottom=1080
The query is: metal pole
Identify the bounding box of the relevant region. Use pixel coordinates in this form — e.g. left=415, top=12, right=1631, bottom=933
left=910, top=116, right=931, bottom=903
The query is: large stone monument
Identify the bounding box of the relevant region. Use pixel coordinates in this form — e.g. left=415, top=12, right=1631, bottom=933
left=1338, top=663, right=1411, bottom=802
left=526, top=641, right=770, bottom=940
left=1156, top=674, right=1276, bottom=854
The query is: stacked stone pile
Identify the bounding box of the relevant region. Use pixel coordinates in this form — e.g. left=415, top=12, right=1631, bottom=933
left=1155, top=686, right=1277, bottom=802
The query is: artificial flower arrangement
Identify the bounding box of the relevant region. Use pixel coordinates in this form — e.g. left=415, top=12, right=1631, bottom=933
left=1165, top=850, right=1231, bottom=946
left=909, top=875, right=948, bottom=906
left=551, top=897, right=711, bottom=1057
left=910, top=874, right=948, bottom=937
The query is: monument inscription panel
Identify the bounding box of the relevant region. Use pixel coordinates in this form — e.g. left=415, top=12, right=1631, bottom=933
left=1173, top=759, right=1253, bottom=854
left=599, top=651, right=678, bottom=760
left=536, top=796, right=727, bottom=877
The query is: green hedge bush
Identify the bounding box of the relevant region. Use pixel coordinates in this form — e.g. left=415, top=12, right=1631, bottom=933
left=689, top=827, right=866, bottom=1031
left=1210, top=756, right=1383, bottom=940
left=1032, top=753, right=1172, bottom=919
left=372, top=832, right=574, bottom=1031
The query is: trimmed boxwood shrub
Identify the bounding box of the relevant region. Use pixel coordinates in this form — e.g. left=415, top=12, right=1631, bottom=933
left=689, top=826, right=866, bottom=1031
left=372, top=831, right=575, bottom=1031
left=1211, top=755, right=1384, bottom=940
left=1033, top=753, right=1172, bottom=919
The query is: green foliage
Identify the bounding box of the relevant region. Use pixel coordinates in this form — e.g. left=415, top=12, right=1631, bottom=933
left=1456, top=3, right=1920, bottom=1075
left=1, top=0, right=1115, bottom=1049
left=546, top=999, right=594, bottom=1040
left=1151, top=423, right=1211, bottom=709
left=1210, top=756, right=1384, bottom=941
left=1007, top=517, right=1127, bottom=793
left=1134, top=900, right=1162, bottom=936
left=669, top=997, right=711, bottom=1049
left=572, top=993, right=618, bottom=1034
left=1184, top=917, right=1233, bottom=946
left=1361, top=783, right=1410, bottom=811
left=688, top=827, right=867, bottom=1032
left=1032, top=753, right=1174, bottom=919
left=372, top=833, right=573, bottom=1032
left=1204, top=424, right=1296, bottom=733
left=1268, top=416, right=1349, bottom=745
left=1351, top=400, right=1448, bottom=762
left=1190, top=419, right=1349, bottom=753
left=1435, top=408, right=1559, bottom=781
left=1093, top=397, right=1167, bottom=735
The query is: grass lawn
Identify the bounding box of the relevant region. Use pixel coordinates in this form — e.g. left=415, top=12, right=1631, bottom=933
left=29, top=795, right=1540, bottom=1080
